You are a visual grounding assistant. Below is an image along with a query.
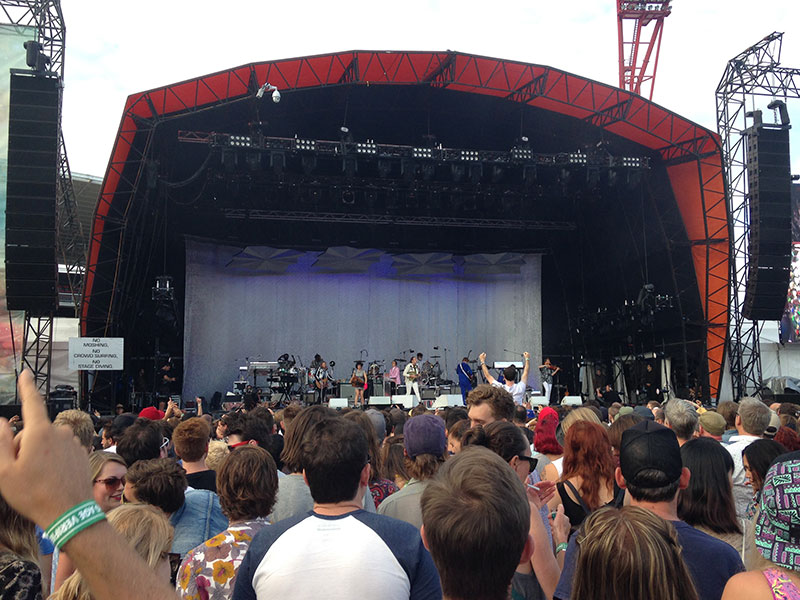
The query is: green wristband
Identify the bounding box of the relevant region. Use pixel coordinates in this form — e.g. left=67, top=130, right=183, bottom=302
left=45, top=500, right=106, bottom=549
left=556, top=542, right=569, bottom=554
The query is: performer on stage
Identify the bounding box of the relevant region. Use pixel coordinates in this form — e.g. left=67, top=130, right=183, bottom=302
left=313, top=361, right=331, bottom=405
left=403, top=355, right=422, bottom=405
left=351, top=361, right=367, bottom=408
left=388, top=360, right=401, bottom=396
left=310, top=354, right=323, bottom=370
left=456, top=357, right=475, bottom=403
left=479, top=352, right=530, bottom=405
left=538, top=358, right=560, bottom=404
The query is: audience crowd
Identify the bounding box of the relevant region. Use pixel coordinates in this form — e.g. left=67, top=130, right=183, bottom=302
left=3, top=371, right=800, bottom=600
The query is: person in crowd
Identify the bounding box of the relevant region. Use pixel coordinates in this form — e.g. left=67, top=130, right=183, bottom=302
left=461, top=421, right=563, bottom=600
left=718, top=400, right=740, bottom=443
left=547, top=421, right=616, bottom=529
left=774, top=426, right=800, bottom=451
left=456, top=357, right=475, bottom=403
left=344, top=410, right=398, bottom=508
left=535, top=407, right=564, bottom=481
left=742, top=439, right=788, bottom=518
left=124, top=458, right=227, bottom=557
left=513, top=405, right=529, bottom=428
left=466, top=384, right=515, bottom=428
left=478, top=351, right=531, bottom=405
left=698, top=411, right=727, bottom=442
left=232, top=417, right=441, bottom=599
left=206, top=440, right=230, bottom=471
left=53, top=504, right=173, bottom=600
left=388, top=407, right=408, bottom=435
left=444, top=407, right=468, bottom=435
left=365, top=408, right=387, bottom=444
left=722, top=458, right=800, bottom=599
left=53, top=451, right=129, bottom=591
left=664, top=399, right=699, bottom=446
left=0, top=492, right=42, bottom=600
left=272, top=405, right=335, bottom=522
left=727, top=397, right=772, bottom=518
left=177, top=446, right=278, bottom=599
left=608, top=402, right=622, bottom=423
left=678, top=437, right=745, bottom=554
left=116, top=418, right=168, bottom=468
left=446, top=419, right=470, bottom=455
left=554, top=420, right=744, bottom=600
left=103, top=412, right=137, bottom=454
left=381, top=434, right=410, bottom=489
left=607, top=413, right=644, bottom=468
left=378, top=414, right=447, bottom=528
left=420, top=447, right=534, bottom=600
left=653, top=407, right=666, bottom=425
left=172, top=417, right=216, bottom=492
left=53, top=410, right=96, bottom=453
left=560, top=406, right=601, bottom=438
left=570, top=506, right=699, bottom=600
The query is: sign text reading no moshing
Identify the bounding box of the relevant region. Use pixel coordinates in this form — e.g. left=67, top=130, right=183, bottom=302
left=68, top=338, right=124, bottom=371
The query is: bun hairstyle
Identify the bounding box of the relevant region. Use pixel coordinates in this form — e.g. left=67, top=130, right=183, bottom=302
left=462, top=421, right=528, bottom=464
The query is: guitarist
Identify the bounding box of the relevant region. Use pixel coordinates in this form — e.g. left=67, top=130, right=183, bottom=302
left=456, top=357, right=475, bottom=403
left=403, top=355, right=422, bottom=406
left=313, top=361, right=330, bottom=405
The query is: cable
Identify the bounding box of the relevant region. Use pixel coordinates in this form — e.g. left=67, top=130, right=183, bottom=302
left=160, top=150, right=214, bottom=189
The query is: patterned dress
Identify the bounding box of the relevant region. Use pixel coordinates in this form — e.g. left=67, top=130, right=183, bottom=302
left=0, top=552, right=42, bottom=600
left=176, top=518, right=269, bottom=600
left=763, top=568, right=800, bottom=600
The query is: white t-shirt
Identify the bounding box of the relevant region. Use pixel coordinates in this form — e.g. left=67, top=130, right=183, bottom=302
left=491, top=380, right=526, bottom=405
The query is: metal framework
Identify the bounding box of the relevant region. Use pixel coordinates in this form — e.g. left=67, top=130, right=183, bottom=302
left=617, top=0, right=671, bottom=100
left=0, top=0, right=83, bottom=397
left=716, top=32, right=800, bottom=400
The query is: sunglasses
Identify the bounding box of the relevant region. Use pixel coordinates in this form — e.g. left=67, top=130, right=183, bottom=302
left=227, top=440, right=250, bottom=452
left=160, top=437, right=170, bottom=450
left=94, top=476, right=126, bottom=490
left=517, top=455, right=538, bottom=474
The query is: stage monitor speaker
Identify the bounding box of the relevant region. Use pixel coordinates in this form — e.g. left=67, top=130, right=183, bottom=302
left=5, top=71, right=59, bottom=315
left=744, top=125, right=792, bottom=321
left=328, top=398, right=349, bottom=409
left=393, top=394, right=418, bottom=409
left=368, top=395, right=392, bottom=406
left=561, top=395, right=583, bottom=407
left=421, top=388, right=436, bottom=401
left=432, top=394, right=464, bottom=409
left=529, top=396, right=550, bottom=407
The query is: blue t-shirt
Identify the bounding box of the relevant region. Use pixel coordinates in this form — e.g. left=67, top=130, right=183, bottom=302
left=233, top=509, right=441, bottom=600
left=554, top=518, right=743, bottom=600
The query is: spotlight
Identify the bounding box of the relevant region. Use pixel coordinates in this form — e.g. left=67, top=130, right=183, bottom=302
left=295, top=138, right=316, bottom=151
left=356, top=140, right=377, bottom=155
left=413, top=147, right=433, bottom=159
left=460, top=150, right=479, bottom=162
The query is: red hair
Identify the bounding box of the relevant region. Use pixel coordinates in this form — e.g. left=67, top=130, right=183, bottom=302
left=560, top=421, right=614, bottom=510
left=774, top=426, right=800, bottom=452
left=534, top=412, right=562, bottom=455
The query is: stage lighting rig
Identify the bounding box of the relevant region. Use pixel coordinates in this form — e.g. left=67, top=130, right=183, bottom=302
left=152, top=275, right=174, bottom=301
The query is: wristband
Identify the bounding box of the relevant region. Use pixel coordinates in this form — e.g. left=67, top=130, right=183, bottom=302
left=45, top=500, right=106, bottom=549
left=555, top=542, right=568, bottom=554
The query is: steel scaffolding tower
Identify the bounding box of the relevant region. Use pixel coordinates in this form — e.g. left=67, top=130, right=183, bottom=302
left=617, top=0, right=671, bottom=100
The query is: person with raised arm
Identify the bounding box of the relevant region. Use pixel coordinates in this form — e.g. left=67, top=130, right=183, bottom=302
left=478, top=351, right=530, bottom=405
left=0, top=371, right=178, bottom=600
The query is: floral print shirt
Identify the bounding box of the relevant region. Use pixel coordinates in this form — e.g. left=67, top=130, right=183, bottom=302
left=0, top=552, right=42, bottom=600
left=176, top=518, right=269, bottom=600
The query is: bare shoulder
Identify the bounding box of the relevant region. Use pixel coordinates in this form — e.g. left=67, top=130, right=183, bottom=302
left=721, top=571, right=771, bottom=600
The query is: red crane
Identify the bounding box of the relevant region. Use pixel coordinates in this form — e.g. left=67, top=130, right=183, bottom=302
left=617, top=1, right=672, bottom=100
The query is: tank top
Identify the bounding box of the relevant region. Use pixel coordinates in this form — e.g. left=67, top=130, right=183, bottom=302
left=763, top=568, right=800, bottom=600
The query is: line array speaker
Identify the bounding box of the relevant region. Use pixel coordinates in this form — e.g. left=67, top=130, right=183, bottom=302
left=743, top=126, right=792, bottom=321
left=5, top=71, right=59, bottom=315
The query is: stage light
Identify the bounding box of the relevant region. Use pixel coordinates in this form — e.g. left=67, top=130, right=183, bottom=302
left=272, top=89, right=281, bottom=103
left=413, top=147, right=433, bottom=159
left=356, top=140, right=377, bottom=155
left=256, top=82, right=278, bottom=99
left=460, top=150, right=479, bottom=162
left=295, top=138, right=316, bottom=151
left=512, top=147, right=533, bottom=160
left=230, top=135, right=252, bottom=148
left=568, top=152, right=587, bottom=165
left=620, top=157, right=641, bottom=167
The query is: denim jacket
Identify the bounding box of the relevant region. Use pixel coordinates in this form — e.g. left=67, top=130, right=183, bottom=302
left=170, top=489, right=228, bottom=556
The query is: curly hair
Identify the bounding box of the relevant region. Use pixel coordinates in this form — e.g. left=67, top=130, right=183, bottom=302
left=560, top=420, right=614, bottom=510
left=217, top=446, right=278, bottom=521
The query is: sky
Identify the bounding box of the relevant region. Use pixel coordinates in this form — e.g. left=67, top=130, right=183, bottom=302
left=53, top=0, right=800, bottom=178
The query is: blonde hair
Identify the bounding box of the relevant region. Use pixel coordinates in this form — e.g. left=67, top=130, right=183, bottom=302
left=88, top=450, right=127, bottom=481
left=53, top=409, right=96, bottom=450
left=54, top=504, right=173, bottom=600
left=206, top=440, right=230, bottom=472
left=0, top=493, right=38, bottom=564
left=562, top=407, right=601, bottom=436
left=571, top=506, right=699, bottom=600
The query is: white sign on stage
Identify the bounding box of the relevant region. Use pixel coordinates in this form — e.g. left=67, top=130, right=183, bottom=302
left=68, top=338, right=124, bottom=371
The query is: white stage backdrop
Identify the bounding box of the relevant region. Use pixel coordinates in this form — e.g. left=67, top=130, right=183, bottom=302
left=183, top=240, right=542, bottom=399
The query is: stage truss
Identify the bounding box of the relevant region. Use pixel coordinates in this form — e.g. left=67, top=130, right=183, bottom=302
left=716, top=32, right=800, bottom=400
left=83, top=50, right=730, bottom=402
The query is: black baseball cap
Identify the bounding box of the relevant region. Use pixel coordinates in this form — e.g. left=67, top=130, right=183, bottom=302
left=620, top=421, right=682, bottom=488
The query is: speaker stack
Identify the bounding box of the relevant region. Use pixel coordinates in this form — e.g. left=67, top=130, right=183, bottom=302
left=743, top=125, right=792, bottom=321
left=5, top=71, right=60, bottom=315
